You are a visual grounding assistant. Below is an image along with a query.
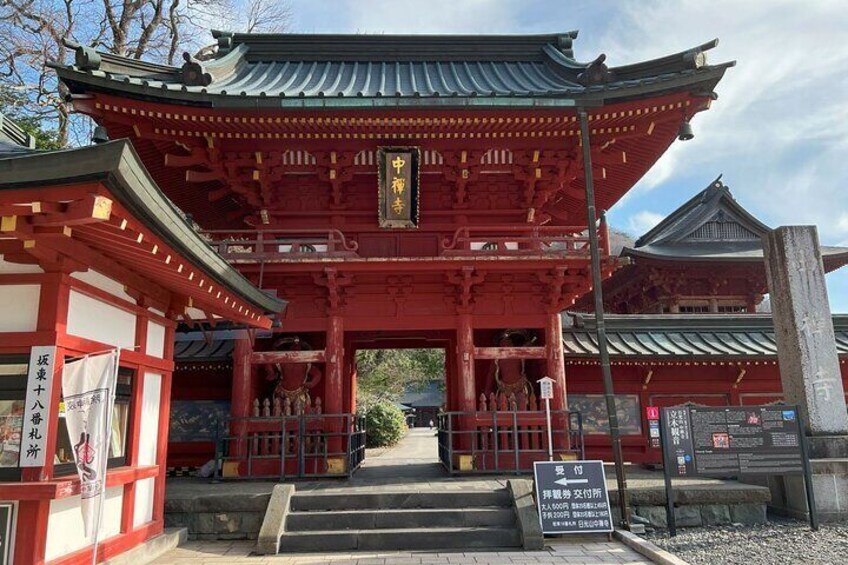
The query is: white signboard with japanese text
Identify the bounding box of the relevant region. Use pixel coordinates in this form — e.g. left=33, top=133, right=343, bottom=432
left=538, top=377, right=554, bottom=400
left=19, top=346, right=56, bottom=467
left=533, top=460, right=613, bottom=534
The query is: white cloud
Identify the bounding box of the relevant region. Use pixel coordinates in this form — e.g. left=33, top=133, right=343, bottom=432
left=588, top=0, right=848, bottom=244
left=627, top=211, right=665, bottom=236
left=338, top=0, right=517, bottom=34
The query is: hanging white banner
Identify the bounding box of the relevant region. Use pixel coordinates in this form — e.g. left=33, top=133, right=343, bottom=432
left=61, top=350, right=119, bottom=537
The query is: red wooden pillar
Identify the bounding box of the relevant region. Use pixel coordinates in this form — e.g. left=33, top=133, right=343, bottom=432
left=455, top=314, right=476, bottom=412
left=546, top=312, right=568, bottom=451
left=230, top=336, right=253, bottom=460
left=325, top=314, right=344, bottom=454
left=455, top=314, right=476, bottom=457
left=545, top=312, right=567, bottom=410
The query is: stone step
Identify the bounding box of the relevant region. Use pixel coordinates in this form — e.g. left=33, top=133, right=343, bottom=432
left=290, top=490, right=511, bottom=512
left=278, top=526, right=522, bottom=552
left=286, top=507, right=516, bottom=531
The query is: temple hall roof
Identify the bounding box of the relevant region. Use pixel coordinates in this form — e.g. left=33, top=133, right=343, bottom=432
left=620, top=176, right=848, bottom=270
left=562, top=313, right=848, bottom=359
left=50, top=32, right=733, bottom=108
left=0, top=139, right=285, bottom=323
left=0, top=113, right=35, bottom=150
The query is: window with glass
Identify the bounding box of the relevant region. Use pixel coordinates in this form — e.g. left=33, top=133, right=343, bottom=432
left=53, top=370, right=133, bottom=476
left=717, top=303, right=747, bottom=314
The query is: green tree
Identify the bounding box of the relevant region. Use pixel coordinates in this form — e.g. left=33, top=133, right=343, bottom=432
left=356, top=348, right=444, bottom=409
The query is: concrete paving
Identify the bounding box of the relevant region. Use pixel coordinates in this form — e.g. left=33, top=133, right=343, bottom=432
left=150, top=538, right=653, bottom=564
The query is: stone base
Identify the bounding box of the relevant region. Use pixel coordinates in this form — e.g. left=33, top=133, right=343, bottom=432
left=808, top=435, right=848, bottom=458
left=625, top=502, right=767, bottom=529
left=766, top=458, right=848, bottom=522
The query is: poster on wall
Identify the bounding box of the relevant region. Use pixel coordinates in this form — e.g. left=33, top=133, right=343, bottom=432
left=378, top=146, right=420, bottom=229
left=19, top=346, right=56, bottom=467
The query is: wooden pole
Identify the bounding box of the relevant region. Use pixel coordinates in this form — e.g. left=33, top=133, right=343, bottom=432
left=578, top=108, right=631, bottom=528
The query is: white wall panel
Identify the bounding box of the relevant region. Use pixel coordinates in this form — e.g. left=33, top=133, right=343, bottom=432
left=145, top=322, right=166, bottom=359
left=45, top=486, right=123, bottom=561
left=132, top=477, right=156, bottom=527
left=0, top=284, right=40, bottom=332
left=71, top=269, right=135, bottom=302
left=137, top=372, right=162, bottom=466
left=67, top=290, right=136, bottom=348
left=0, top=255, right=43, bottom=274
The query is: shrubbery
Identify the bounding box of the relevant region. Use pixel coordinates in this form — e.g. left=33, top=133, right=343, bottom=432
left=364, top=401, right=407, bottom=448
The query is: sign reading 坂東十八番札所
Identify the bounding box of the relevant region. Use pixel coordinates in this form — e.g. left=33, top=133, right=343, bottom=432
left=533, top=460, right=613, bottom=534
left=20, top=346, right=56, bottom=468
left=378, top=147, right=420, bottom=229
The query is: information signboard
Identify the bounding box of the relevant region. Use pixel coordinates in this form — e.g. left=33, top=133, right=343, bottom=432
left=659, top=405, right=816, bottom=535
left=661, top=406, right=803, bottom=477
left=533, top=460, right=613, bottom=534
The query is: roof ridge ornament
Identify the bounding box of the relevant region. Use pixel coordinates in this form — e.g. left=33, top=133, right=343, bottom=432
left=576, top=54, right=614, bottom=86
left=75, top=45, right=101, bottom=71
left=181, top=52, right=213, bottom=87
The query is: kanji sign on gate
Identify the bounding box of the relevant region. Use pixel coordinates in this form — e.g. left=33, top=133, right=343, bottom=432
left=378, top=146, right=420, bottom=229
left=533, top=460, right=613, bottom=534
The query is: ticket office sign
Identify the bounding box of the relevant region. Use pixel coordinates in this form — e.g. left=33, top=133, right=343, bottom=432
left=378, top=147, right=420, bottom=229
left=661, top=406, right=804, bottom=478
left=533, top=460, right=613, bottom=534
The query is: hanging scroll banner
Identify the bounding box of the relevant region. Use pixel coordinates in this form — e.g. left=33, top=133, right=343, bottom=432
left=62, top=350, right=119, bottom=537
left=20, top=345, right=56, bottom=467
left=378, top=146, right=420, bottom=228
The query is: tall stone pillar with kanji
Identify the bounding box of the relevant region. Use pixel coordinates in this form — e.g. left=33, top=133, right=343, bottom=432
left=763, top=225, right=848, bottom=521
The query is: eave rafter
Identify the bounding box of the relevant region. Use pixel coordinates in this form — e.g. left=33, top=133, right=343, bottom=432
left=0, top=191, right=271, bottom=328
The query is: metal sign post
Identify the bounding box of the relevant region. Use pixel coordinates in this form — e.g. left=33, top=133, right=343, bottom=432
left=538, top=377, right=555, bottom=461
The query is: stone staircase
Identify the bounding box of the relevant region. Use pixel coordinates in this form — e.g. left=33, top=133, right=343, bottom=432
left=275, top=487, right=525, bottom=552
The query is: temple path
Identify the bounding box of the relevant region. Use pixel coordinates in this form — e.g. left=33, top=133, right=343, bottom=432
left=354, top=428, right=444, bottom=480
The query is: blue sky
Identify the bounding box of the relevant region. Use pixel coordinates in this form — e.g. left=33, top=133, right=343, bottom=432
left=285, top=0, right=848, bottom=311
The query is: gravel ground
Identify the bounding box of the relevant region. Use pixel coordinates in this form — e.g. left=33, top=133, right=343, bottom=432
left=646, top=516, right=848, bottom=565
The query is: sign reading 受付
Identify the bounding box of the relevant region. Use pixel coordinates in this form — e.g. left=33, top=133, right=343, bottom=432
left=661, top=406, right=804, bottom=477
left=533, top=460, right=613, bottom=534
left=378, top=146, right=420, bottom=228
left=19, top=345, right=56, bottom=467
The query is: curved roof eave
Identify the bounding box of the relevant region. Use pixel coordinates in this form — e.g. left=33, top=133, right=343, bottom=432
left=54, top=61, right=731, bottom=110
left=0, top=140, right=285, bottom=314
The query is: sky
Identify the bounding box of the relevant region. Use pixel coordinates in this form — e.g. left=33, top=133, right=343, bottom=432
left=284, top=0, right=848, bottom=311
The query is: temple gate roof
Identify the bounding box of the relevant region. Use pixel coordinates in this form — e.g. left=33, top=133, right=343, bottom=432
left=51, top=32, right=733, bottom=108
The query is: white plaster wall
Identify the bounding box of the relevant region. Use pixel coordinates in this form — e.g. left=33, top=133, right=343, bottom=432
left=67, top=290, right=136, bottom=348
left=0, top=284, right=40, bottom=332
left=132, top=477, right=156, bottom=528
left=71, top=269, right=135, bottom=303
left=133, top=371, right=162, bottom=527
left=0, top=254, right=43, bottom=274
left=146, top=322, right=166, bottom=359
left=44, top=486, right=123, bottom=561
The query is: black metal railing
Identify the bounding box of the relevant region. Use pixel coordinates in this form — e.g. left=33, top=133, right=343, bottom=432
left=214, top=413, right=365, bottom=480
left=437, top=410, right=584, bottom=474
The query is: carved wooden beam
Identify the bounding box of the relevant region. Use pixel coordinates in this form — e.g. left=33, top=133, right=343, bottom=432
left=251, top=350, right=326, bottom=364
left=474, top=346, right=546, bottom=360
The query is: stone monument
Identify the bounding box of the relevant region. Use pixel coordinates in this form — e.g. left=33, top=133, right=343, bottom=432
left=763, top=225, right=848, bottom=521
